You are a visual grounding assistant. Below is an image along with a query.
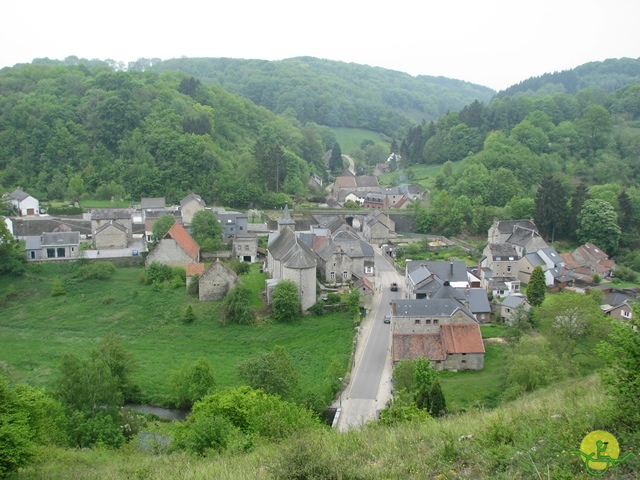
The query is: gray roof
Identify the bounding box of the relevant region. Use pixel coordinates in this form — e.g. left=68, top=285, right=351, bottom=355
left=41, top=231, right=80, bottom=246
left=316, top=236, right=374, bottom=261
left=268, top=226, right=316, bottom=270
left=91, top=209, right=131, bottom=221
left=141, top=197, right=166, bottom=209
left=406, top=260, right=468, bottom=284
left=489, top=243, right=518, bottom=260
left=524, top=252, right=545, bottom=267
left=392, top=299, right=475, bottom=320
left=95, top=220, right=128, bottom=235
left=502, top=295, right=528, bottom=309
left=25, top=236, right=42, bottom=250
left=9, top=189, right=32, bottom=201
left=278, top=204, right=296, bottom=226
left=430, top=285, right=491, bottom=314
left=506, top=226, right=541, bottom=247
left=495, top=219, right=538, bottom=234
left=12, top=218, right=92, bottom=236
left=604, top=292, right=637, bottom=307
left=180, top=193, right=205, bottom=207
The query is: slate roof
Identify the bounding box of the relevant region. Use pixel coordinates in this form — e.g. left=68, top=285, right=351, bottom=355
left=278, top=203, right=296, bottom=227
left=268, top=226, right=316, bottom=270
left=506, top=226, right=542, bottom=247
left=204, top=258, right=238, bottom=278
left=502, top=295, right=528, bottom=309
left=355, top=176, right=380, bottom=188
left=488, top=243, right=518, bottom=260
left=9, top=189, right=32, bottom=201
left=141, top=197, right=166, bottom=209
left=180, top=193, right=205, bottom=207
left=392, top=298, right=475, bottom=320
left=604, top=292, right=636, bottom=308
left=24, top=236, right=42, bottom=250
left=393, top=333, right=446, bottom=362
left=441, top=324, right=485, bottom=354
left=11, top=218, right=92, bottom=236
left=406, top=260, right=468, bottom=284
left=95, top=220, right=128, bottom=235
left=494, top=219, right=538, bottom=234
left=165, top=223, right=200, bottom=261
left=91, top=209, right=131, bottom=221
left=41, top=231, right=81, bottom=246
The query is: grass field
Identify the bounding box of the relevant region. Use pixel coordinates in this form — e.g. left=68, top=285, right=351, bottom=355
left=332, top=127, right=391, bottom=155
left=378, top=161, right=463, bottom=190
left=0, top=262, right=355, bottom=405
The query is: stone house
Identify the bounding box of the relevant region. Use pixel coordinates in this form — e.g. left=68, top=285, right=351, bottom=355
left=487, top=219, right=538, bottom=245
left=390, top=298, right=484, bottom=370
left=180, top=193, right=206, bottom=226
left=199, top=259, right=239, bottom=301
left=601, top=291, right=636, bottom=321
left=7, top=189, right=39, bottom=216
left=570, top=243, right=616, bottom=278
left=314, top=232, right=375, bottom=284
left=94, top=220, right=128, bottom=249
left=354, top=277, right=375, bottom=308
left=518, top=247, right=565, bottom=286
left=480, top=244, right=519, bottom=278
left=363, top=192, right=387, bottom=209
left=362, top=210, right=396, bottom=244
left=405, top=260, right=470, bottom=298
left=25, top=231, right=81, bottom=260
left=267, top=226, right=317, bottom=311
left=145, top=223, right=200, bottom=267
left=500, top=295, right=531, bottom=323
left=233, top=234, right=258, bottom=263
left=91, top=209, right=133, bottom=243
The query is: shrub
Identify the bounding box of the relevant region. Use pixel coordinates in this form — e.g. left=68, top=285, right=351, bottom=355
left=228, top=260, right=251, bottom=275
left=326, top=293, right=341, bottom=304
left=187, top=275, right=200, bottom=295
left=76, top=262, right=117, bottom=280
left=182, top=305, right=196, bottom=324
left=51, top=278, right=66, bottom=296
left=170, top=358, right=216, bottom=409
left=173, top=413, right=233, bottom=455
left=308, top=301, right=324, bottom=316
left=144, top=262, right=172, bottom=284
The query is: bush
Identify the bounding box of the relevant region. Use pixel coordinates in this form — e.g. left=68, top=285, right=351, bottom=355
left=228, top=260, right=251, bottom=275
left=173, top=413, right=233, bottom=455
left=308, top=301, right=325, bottom=316
left=187, top=275, right=200, bottom=295
left=170, top=358, right=216, bottom=409
left=144, top=262, right=172, bottom=284
left=76, top=262, right=117, bottom=280
left=326, top=293, right=341, bottom=304
left=50, top=278, right=66, bottom=296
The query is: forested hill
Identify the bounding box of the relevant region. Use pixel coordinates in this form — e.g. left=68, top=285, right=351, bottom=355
left=144, top=56, right=496, bottom=138
left=497, top=57, right=640, bottom=98
left=0, top=63, right=331, bottom=207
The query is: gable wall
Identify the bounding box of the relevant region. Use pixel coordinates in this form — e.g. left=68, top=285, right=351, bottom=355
left=95, top=226, right=128, bottom=249
left=145, top=239, right=193, bottom=267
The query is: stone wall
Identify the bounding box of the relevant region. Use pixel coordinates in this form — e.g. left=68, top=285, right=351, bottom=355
left=444, top=353, right=484, bottom=371
left=145, top=240, right=193, bottom=267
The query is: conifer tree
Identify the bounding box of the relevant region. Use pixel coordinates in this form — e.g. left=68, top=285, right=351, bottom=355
left=527, top=266, right=546, bottom=307
left=429, top=380, right=446, bottom=417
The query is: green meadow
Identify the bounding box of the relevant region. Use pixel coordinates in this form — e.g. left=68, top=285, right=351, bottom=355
left=0, top=262, right=355, bottom=405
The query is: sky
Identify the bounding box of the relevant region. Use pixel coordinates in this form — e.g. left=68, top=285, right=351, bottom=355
left=3, top=0, right=640, bottom=91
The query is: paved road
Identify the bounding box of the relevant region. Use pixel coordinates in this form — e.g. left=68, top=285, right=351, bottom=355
left=336, top=247, right=404, bottom=430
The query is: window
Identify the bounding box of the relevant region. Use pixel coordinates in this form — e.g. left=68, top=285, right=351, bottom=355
left=507, top=265, right=512, bottom=273
left=343, top=271, right=348, bottom=280
left=47, top=248, right=55, bottom=258
left=239, top=226, right=243, bottom=231
left=414, top=319, right=421, bottom=325
left=245, top=244, right=249, bottom=251
left=461, top=360, right=466, bottom=364
left=622, top=310, right=632, bottom=319
left=30, top=251, right=36, bottom=259
left=433, top=319, right=439, bottom=325
left=330, top=271, right=335, bottom=280
left=426, top=319, right=431, bottom=325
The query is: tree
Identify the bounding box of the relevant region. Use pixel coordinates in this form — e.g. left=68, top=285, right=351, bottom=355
left=152, top=214, right=175, bottom=243
left=0, top=222, right=25, bottom=276
left=429, top=380, right=446, bottom=417
left=538, top=292, right=607, bottom=361
left=569, top=183, right=589, bottom=239
left=190, top=210, right=222, bottom=251
left=347, top=288, right=361, bottom=320
left=221, top=285, right=255, bottom=325
left=534, top=175, right=568, bottom=241
left=91, top=335, right=138, bottom=402
left=504, top=304, right=533, bottom=343
left=526, top=266, right=546, bottom=307
left=329, top=142, right=343, bottom=172
left=237, top=346, right=299, bottom=400
left=577, top=199, right=621, bottom=254
left=597, top=306, right=640, bottom=426
left=170, top=358, right=216, bottom=409
left=271, top=280, right=300, bottom=322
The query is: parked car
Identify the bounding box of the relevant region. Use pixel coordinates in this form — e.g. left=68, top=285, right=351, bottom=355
left=384, top=315, right=391, bottom=324
left=391, top=282, right=398, bottom=291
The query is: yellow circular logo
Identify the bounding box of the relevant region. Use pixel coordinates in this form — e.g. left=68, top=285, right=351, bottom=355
left=579, top=430, right=619, bottom=472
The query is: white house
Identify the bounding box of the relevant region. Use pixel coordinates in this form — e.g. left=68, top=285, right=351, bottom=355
left=8, top=189, right=39, bottom=216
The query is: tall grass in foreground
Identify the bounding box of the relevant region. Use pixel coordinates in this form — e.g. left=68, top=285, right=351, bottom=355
left=13, top=376, right=638, bottom=479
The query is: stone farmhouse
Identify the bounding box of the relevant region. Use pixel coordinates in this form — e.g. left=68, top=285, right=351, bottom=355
left=362, top=210, right=396, bottom=244
left=145, top=222, right=200, bottom=267
left=314, top=230, right=375, bottom=285
left=233, top=234, right=258, bottom=263
left=199, top=259, right=239, bottom=301
left=390, top=295, right=485, bottom=371
left=94, top=220, right=129, bottom=249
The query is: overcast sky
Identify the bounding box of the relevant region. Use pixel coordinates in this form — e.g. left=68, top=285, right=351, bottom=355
left=3, top=0, right=639, bottom=91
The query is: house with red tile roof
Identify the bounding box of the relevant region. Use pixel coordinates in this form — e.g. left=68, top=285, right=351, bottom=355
left=390, top=297, right=485, bottom=370
left=145, top=223, right=200, bottom=267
